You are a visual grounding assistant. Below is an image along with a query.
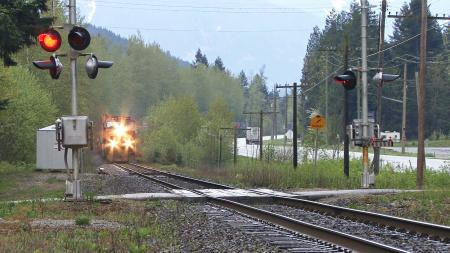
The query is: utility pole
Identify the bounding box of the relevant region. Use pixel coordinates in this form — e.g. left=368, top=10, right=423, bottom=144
left=220, top=127, right=250, bottom=166
left=243, top=110, right=277, bottom=160
left=276, top=83, right=299, bottom=168
left=272, top=86, right=278, bottom=140
left=373, top=0, right=387, bottom=175
left=285, top=87, right=289, bottom=146
left=417, top=0, right=427, bottom=189
left=325, top=52, right=329, bottom=146
left=401, top=63, right=408, bottom=154
left=361, top=0, right=372, bottom=188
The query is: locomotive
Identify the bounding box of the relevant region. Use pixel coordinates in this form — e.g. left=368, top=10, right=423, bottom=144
left=100, top=114, right=137, bottom=163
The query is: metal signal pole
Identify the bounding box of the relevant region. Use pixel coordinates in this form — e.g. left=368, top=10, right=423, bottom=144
left=343, top=38, right=350, bottom=177
left=361, top=0, right=371, bottom=188
left=69, top=0, right=81, bottom=199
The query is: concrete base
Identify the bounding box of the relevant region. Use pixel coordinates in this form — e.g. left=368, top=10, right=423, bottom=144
left=65, top=179, right=82, bottom=200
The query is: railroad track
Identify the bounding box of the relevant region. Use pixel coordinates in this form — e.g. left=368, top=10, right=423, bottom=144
left=114, top=163, right=439, bottom=252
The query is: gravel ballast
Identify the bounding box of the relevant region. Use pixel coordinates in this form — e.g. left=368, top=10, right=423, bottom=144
left=256, top=204, right=450, bottom=253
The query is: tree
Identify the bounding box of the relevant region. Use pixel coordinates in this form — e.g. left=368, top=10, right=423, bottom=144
left=0, top=0, right=52, bottom=66
left=193, top=48, right=208, bottom=67
left=238, top=70, right=249, bottom=88
left=0, top=66, right=57, bottom=162
left=213, top=57, right=225, bottom=71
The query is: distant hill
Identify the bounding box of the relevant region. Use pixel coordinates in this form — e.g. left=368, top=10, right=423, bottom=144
left=86, top=24, right=191, bottom=67
left=86, top=24, right=128, bottom=50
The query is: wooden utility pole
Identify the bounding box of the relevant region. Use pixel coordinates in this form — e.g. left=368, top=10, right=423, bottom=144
left=417, top=0, right=427, bottom=189
left=272, top=86, right=278, bottom=140
left=243, top=110, right=277, bottom=160
left=401, top=63, right=408, bottom=154
left=373, top=0, right=387, bottom=175
left=325, top=51, right=329, bottom=146
left=220, top=127, right=250, bottom=166
left=276, top=83, right=299, bottom=168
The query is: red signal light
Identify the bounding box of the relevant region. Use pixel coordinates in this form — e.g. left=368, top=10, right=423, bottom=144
left=37, top=29, right=62, bottom=52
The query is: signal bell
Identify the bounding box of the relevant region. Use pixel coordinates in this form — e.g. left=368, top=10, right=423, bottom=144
left=32, top=55, right=63, bottom=79
left=85, top=54, right=113, bottom=79
left=68, top=26, right=91, bottom=51
left=37, top=29, right=62, bottom=52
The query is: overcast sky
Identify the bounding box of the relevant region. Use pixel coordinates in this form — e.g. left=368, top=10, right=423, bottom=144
left=77, top=0, right=449, bottom=88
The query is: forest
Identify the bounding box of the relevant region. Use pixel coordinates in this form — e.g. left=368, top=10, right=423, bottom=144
left=0, top=0, right=448, bottom=167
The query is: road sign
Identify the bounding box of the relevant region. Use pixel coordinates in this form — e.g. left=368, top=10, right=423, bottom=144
left=310, top=115, right=326, bottom=129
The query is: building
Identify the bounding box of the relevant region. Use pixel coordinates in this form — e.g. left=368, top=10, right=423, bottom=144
left=380, top=131, right=401, bottom=143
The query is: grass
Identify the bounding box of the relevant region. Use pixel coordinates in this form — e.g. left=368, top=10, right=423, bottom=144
left=157, top=157, right=450, bottom=190
left=0, top=199, right=181, bottom=252
left=344, top=190, right=450, bottom=226
left=0, top=162, right=66, bottom=201
left=395, top=139, right=450, bottom=147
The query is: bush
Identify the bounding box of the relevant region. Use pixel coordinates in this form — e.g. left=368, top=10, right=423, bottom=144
left=75, top=215, right=91, bottom=226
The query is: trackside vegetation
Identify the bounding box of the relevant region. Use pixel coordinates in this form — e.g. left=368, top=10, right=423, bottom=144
left=158, top=158, right=450, bottom=190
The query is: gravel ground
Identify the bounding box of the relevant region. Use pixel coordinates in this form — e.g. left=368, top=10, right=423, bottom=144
left=256, top=204, right=450, bottom=253
left=81, top=173, right=169, bottom=195
left=159, top=202, right=285, bottom=252
left=30, top=219, right=123, bottom=230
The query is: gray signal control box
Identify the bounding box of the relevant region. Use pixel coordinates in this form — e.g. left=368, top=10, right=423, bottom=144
left=61, top=116, right=89, bottom=147
left=348, top=118, right=379, bottom=146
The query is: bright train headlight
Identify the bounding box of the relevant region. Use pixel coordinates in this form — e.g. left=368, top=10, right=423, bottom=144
left=114, top=124, right=127, bottom=137
left=124, top=139, right=134, bottom=149
left=108, top=139, right=118, bottom=149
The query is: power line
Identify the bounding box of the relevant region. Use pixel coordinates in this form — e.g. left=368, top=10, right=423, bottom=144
left=105, top=26, right=312, bottom=33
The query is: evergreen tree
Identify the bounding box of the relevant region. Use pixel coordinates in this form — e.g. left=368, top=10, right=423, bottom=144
left=193, top=48, right=208, bottom=67
left=0, top=0, right=52, bottom=66
left=213, top=57, right=225, bottom=71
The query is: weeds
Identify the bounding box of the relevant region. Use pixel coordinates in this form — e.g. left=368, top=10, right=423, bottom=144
left=75, top=215, right=91, bottom=226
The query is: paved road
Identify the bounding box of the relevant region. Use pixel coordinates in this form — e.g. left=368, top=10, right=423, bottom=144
left=237, top=137, right=450, bottom=171
left=384, top=147, right=450, bottom=159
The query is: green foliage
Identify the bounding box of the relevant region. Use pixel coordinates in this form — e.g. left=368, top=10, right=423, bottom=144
left=141, top=97, right=235, bottom=167
left=0, top=0, right=52, bottom=66
left=75, top=215, right=91, bottom=226
left=0, top=66, right=57, bottom=162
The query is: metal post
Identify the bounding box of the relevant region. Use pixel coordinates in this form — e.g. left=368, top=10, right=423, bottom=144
left=259, top=110, right=263, bottom=160
left=68, top=0, right=81, bottom=199
left=293, top=83, right=298, bottom=168
left=219, top=134, right=222, bottom=168
left=417, top=0, right=427, bottom=189
left=361, top=0, right=371, bottom=188
left=401, top=63, right=408, bottom=154
left=357, top=61, right=361, bottom=119
left=233, top=127, right=237, bottom=165
left=285, top=87, right=288, bottom=146
left=343, top=37, right=350, bottom=177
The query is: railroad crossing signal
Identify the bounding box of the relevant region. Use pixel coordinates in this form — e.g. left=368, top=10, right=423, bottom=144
left=334, top=70, right=357, bottom=90
left=32, top=26, right=113, bottom=79
left=37, top=29, right=62, bottom=52
left=68, top=26, right=91, bottom=51
left=32, top=55, right=63, bottom=79
left=85, top=54, right=113, bottom=79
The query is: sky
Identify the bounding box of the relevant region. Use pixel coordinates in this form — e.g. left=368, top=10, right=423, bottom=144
left=77, top=0, right=449, bottom=88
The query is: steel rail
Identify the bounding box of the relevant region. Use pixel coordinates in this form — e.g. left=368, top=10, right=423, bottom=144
left=116, top=163, right=407, bottom=253
left=272, top=196, right=450, bottom=241
left=129, top=163, right=234, bottom=189
left=130, top=163, right=450, bottom=241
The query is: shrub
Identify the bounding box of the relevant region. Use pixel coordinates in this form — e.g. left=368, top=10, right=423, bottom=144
left=75, top=215, right=91, bottom=226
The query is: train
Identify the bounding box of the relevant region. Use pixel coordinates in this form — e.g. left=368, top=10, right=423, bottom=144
left=100, top=114, right=137, bottom=163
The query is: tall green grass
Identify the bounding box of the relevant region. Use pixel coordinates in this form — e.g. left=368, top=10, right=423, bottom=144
left=160, top=158, right=450, bottom=190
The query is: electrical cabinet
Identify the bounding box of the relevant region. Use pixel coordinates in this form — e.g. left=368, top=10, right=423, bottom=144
left=61, top=116, right=89, bottom=147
